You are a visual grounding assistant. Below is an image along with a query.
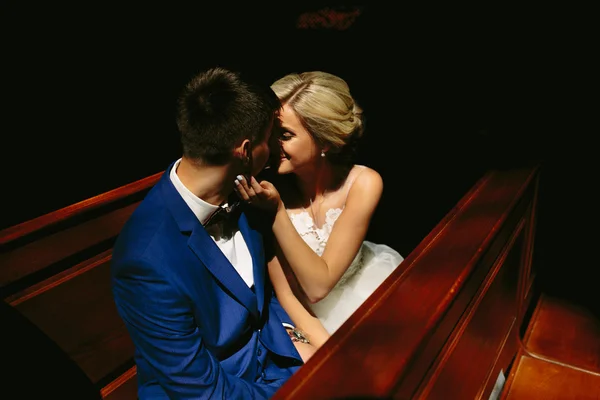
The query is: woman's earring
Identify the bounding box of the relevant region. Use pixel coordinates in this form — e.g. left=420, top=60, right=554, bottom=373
left=321, top=150, right=326, bottom=158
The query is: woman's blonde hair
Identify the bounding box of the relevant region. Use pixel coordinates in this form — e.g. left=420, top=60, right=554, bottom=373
left=271, top=71, right=363, bottom=165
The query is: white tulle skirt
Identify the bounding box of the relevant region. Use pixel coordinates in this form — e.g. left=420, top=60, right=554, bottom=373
left=309, top=241, right=404, bottom=334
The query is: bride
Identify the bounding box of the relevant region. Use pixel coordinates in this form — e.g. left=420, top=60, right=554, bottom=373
left=234, top=71, right=404, bottom=354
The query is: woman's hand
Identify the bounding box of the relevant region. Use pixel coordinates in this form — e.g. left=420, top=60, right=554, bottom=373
left=233, top=175, right=282, bottom=213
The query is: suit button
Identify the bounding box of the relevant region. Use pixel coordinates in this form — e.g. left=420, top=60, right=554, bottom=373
left=257, top=348, right=262, bottom=356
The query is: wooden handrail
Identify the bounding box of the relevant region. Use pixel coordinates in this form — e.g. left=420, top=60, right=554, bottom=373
left=0, top=171, right=163, bottom=245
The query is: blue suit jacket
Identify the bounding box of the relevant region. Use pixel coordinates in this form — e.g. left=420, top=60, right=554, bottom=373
left=111, top=164, right=302, bottom=399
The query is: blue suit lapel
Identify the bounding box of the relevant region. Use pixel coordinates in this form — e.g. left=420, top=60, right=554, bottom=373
left=188, top=225, right=259, bottom=320
left=158, top=164, right=265, bottom=321
left=238, top=213, right=265, bottom=317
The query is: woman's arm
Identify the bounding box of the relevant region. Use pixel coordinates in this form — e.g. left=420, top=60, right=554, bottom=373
left=268, top=247, right=330, bottom=350
left=236, top=168, right=383, bottom=302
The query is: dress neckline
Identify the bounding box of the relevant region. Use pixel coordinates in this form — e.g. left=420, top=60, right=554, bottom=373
left=287, top=207, right=344, bottom=231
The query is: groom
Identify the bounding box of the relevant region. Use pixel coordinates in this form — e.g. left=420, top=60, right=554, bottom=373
left=111, top=67, right=304, bottom=399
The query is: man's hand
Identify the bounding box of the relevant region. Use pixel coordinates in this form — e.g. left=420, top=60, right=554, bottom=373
left=234, top=175, right=282, bottom=212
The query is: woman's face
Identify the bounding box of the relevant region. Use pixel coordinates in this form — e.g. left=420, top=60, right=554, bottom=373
left=250, top=116, right=274, bottom=176
left=277, top=103, right=320, bottom=175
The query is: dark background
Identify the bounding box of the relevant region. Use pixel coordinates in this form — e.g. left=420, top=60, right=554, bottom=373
left=1, top=4, right=594, bottom=297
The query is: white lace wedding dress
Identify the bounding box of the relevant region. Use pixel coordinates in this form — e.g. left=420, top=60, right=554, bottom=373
left=287, top=166, right=404, bottom=334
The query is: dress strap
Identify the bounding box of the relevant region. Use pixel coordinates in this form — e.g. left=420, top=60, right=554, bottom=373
left=344, top=165, right=367, bottom=202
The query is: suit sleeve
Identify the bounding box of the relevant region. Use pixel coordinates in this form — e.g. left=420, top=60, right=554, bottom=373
left=112, top=258, right=286, bottom=399
left=263, top=253, right=295, bottom=328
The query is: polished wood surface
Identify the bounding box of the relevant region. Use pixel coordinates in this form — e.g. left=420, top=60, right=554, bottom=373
left=0, top=172, right=162, bottom=245
left=502, top=355, right=600, bottom=400
left=8, top=256, right=134, bottom=383
left=102, top=366, right=138, bottom=400
left=415, top=224, right=523, bottom=399
left=0, top=172, right=161, bottom=398
left=501, top=293, right=600, bottom=399
left=0, top=204, right=139, bottom=289
left=0, top=299, right=102, bottom=399
left=525, top=294, right=600, bottom=374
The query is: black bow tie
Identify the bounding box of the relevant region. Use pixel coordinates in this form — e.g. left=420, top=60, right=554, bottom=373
left=203, top=200, right=242, bottom=227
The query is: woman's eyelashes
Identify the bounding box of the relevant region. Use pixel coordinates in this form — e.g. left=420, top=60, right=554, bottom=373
left=279, top=131, right=293, bottom=141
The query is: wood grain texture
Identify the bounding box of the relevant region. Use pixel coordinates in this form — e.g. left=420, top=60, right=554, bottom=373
left=524, top=294, right=600, bottom=375
left=413, top=222, right=525, bottom=399
left=500, top=290, right=600, bottom=399
left=0, top=204, right=139, bottom=288
left=502, top=354, right=600, bottom=400
left=11, top=257, right=134, bottom=383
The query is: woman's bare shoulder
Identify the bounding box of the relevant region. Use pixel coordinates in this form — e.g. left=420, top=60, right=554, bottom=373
left=349, top=165, right=383, bottom=191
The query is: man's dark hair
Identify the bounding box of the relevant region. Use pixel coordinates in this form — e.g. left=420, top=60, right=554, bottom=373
left=176, top=67, right=281, bottom=165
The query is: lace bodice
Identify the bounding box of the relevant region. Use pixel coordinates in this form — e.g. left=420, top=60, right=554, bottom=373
left=288, top=207, right=365, bottom=287
left=281, top=165, right=403, bottom=334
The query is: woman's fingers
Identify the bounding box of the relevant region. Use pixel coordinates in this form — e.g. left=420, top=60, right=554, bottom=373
left=234, top=175, right=280, bottom=211
left=233, top=176, right=249, bottom=201
left=234, top=175, right=262, bottom=202
left=240, top=176, right=257, bottom=196
left=249, top=176, right=264, bottom=193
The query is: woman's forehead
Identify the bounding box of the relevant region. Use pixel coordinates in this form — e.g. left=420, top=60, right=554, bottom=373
left=280, top=104, right=304, bottom=131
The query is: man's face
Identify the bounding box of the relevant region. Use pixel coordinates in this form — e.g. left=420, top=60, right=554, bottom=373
left=250, top=115, right=274, bottom=176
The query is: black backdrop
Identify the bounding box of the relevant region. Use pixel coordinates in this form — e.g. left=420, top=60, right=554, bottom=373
left=2, top=4, right=594, bottom=299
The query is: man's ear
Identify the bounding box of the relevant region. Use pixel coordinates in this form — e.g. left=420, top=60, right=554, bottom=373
left=233, top=139, right=251, bottom=164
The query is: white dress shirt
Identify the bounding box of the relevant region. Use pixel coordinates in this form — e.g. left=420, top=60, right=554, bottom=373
left=170, top=159, right=254, bottom=287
